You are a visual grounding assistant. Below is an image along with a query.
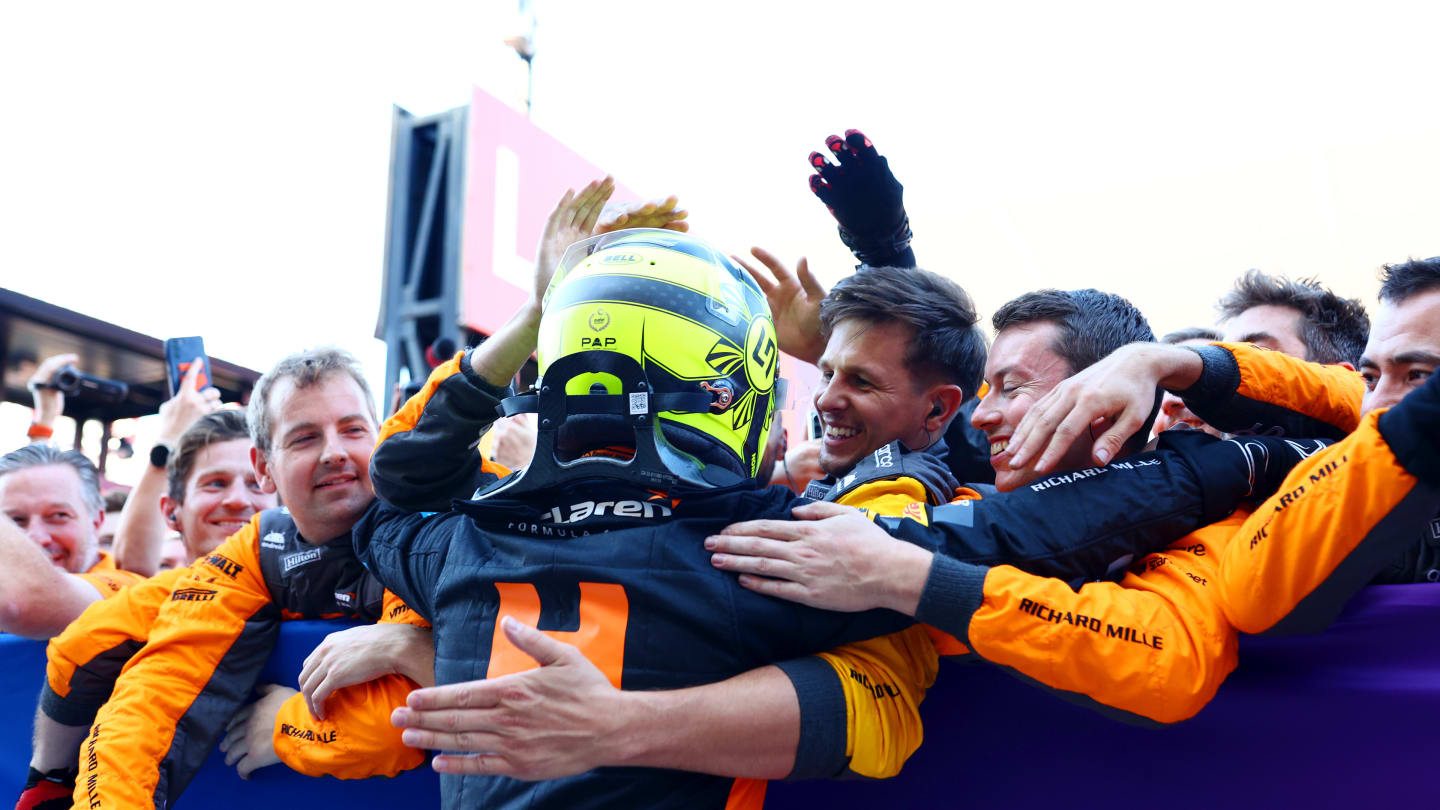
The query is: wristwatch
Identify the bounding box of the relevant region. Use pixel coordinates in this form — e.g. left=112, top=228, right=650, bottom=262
left=149, top=442, right=173, bottom=470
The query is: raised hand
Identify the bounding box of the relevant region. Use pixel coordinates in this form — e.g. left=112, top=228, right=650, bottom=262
left=732, top=248, right=828, bottom=364
left=596, top=196, right=689, bottom=234
left=26, top=353, right=79, bottom=430
left=154, top=358, right=222, bottom=445
left=807, top=130, right=913, bottom=267
left=533, top=177, right=616, bottom=308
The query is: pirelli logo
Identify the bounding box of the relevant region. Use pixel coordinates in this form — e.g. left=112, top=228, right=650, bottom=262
left=172, top=588, right=217, bottom=602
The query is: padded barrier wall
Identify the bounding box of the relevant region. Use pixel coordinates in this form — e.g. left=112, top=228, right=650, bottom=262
left=4, top=585, right=1438, bottom=807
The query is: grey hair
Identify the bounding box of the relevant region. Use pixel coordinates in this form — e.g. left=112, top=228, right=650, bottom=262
left=0, top=444, right=104, bottom=517
left=247, top=347, right=376, bottom=455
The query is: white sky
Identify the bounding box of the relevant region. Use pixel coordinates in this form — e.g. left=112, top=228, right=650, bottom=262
left=3, top=0, right=1439, bottom=481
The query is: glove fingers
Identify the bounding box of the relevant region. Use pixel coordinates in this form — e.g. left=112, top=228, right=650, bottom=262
left=808, top=150, right=842, bottom=185
left=826, top=134, right=859, bottom=170
left=808, top=173, right=835, bottom=208
left=845, top=129, right=880, bottom=163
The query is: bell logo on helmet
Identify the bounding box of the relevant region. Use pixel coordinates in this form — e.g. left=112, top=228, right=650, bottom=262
left=589, top=308, right=611, bottom=332
left=601, top=253, right=643, bottom=265
left=743, top=317, right=778, bottom=394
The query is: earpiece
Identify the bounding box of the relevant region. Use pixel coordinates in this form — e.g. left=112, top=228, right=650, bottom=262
left=929, top=400, right=943, bottom=419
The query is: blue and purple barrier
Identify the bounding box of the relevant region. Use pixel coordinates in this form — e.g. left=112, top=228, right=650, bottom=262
left=0, top=621, right=441, bottom=805
left=4, top=585, right=1437, bottom=807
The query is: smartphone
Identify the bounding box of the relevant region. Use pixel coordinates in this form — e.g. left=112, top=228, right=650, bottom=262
left=164, top=336, right=212, bottom=397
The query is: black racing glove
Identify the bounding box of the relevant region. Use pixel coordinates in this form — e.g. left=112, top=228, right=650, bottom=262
left=16, top=766, right=76, bottom=810
left=1221, top=435, right=1336, bottom=504
left=807, top=130, right=915, bottom=268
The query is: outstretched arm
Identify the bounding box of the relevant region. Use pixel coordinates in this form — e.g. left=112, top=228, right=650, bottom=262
left=0, top=517, right=103, bottom=639
left=1007, top=341, right=1364, bottom=474
left=394, top=618, right=805, bottom=779
left=391, top=617, right=936, bottom=781
left=112, top=359, right=221, bottom=574
left=472, top=182, right=691, bottom=387
left=1220, top=370, right=1440, bottom=635
left=807, top=130, right=915, bottom=269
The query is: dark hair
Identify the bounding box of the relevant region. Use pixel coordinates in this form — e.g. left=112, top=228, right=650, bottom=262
left=992, top=288, right=1158, bottom=455
left=1161, top=326, right=1222, bottom=345
left=168, top=410, right=252, bottom=505
left=1216, top=269, right=1369, bottom=366
left=1377, top=256, right=1440, bottom=304
left=819, top=265, right=987, bottom=401
left=0, top=443, right=104, bottom=517
left=992, top=288, right=1156, bottom=375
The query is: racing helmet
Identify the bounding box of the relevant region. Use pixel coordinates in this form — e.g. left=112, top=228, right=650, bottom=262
left=496, top=228, right=783, bottom=491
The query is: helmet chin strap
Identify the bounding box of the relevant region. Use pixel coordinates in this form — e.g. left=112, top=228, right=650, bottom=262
left=479, top=351, right=742, bottom=500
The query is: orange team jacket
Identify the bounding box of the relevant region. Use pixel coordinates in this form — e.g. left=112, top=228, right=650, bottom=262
left=71, top=509, right=436, bottom=809
left=799, top=344, right=1368, bottom=772
left=835, top=341, right=1429, bottom=765
left=812, top=477, right=1241, bottom=760
left=76, top=551, right=146, bottom=599
left=1178, top=342, right=1435, bottom=635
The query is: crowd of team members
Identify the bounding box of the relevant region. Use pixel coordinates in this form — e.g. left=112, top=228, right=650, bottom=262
left=3, top=130, right=1438, bottom=809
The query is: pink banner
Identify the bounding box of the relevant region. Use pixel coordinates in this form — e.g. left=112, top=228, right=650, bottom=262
left=460, top=88, right=640, bottom=336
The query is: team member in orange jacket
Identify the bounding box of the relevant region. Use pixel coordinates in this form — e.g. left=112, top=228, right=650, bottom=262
left=17, top=410, right=273, bottom=810
left=68, top=349, right=482, bottom=809
left=0, top=445, right=147, bottom=640
left=710, top=295, right=1435, bottom=733
left=708, top=289, right=1342, bottom=726
left=1003, top=257, right=1440, bottom=629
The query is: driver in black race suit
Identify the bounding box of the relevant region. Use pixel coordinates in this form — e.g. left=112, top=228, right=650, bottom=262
left=355, top=202, right=1323, bottom=808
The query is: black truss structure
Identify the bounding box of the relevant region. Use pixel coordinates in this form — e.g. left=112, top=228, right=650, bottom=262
left=376, top=104, right=470, bottom=413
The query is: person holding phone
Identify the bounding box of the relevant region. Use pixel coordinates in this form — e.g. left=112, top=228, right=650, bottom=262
left=109, top=357, right=224, bottom=575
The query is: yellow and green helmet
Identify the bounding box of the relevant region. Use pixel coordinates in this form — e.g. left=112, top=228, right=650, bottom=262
left=523, top=228, right=782, bottom=488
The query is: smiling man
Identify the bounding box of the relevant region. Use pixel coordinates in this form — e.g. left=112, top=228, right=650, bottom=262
left=0, top=445, right=145, bottom=639
left=17, top=410, right=276, bottom=810
left=802, top=264, right=985, bottom=494
left=66, top=348, right=453, bottom=809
